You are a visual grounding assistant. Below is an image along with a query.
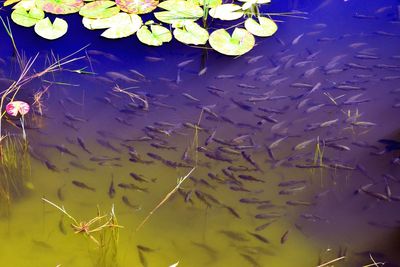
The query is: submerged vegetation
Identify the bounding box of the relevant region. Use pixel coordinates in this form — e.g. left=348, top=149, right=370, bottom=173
left=0, top=17, right=86, bottom=214
left=42, top=198, right=123, bottom=267
left=0, top=135, right=31, bottom=216
left=0, top=0, right=303, bottom=55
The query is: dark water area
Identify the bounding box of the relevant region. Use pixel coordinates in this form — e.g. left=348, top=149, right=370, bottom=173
left=0, top=0, right=400, bottom=266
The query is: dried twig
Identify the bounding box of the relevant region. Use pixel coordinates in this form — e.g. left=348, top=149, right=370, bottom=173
left=317, top=256, right=346, bottom=267
left=136, top=167, right=195, bottom=231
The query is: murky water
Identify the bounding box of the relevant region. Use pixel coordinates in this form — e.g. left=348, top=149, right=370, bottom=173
left=0, top=0, right=400, bottom=266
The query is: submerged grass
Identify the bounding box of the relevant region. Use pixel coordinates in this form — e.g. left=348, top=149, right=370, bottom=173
left=0, top=16, right=88, bottom=138
left=42, top=198, right=123, bottom=267
left=136, top=110, right=204, bottom=231
left=0, top=135, right=31, bottom=216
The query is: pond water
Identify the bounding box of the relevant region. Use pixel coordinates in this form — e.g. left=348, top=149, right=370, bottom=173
left=0, top=0, right=400, bottom=266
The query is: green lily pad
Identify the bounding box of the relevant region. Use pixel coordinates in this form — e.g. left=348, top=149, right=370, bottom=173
left=13, top=0, right=35, bottom=10
left=115, top=0, right=158, bottom=14
left=82, top=12, right=129, bottom=29
left=173, top=21, right=208, bottom=45
left=208, top=28, right=254, bottom=56
left=197, top=0, right=221, bottom=8
left=101, top=14, right=142, bottom=39
left=36, top=0, right=84, bottom=14
left=4, top=0, right=21, bottom=6
left=209, top=4, right=243, bottom=21
left=79, top=1, right=120, bottom=19
left=154, top=0, right=203, bottom=25
left=137, top=24, right=172, bottom=46
left=34, top=17, right=68, bottom=40
left=154, top=11, right=188, bottom=26
left=11, top=7, right=44, bottom=27
left=244, top=17, right=277, bottom=37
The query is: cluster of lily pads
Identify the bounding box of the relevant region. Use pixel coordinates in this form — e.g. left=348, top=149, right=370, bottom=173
left=4, top=0, right=278, bottom=55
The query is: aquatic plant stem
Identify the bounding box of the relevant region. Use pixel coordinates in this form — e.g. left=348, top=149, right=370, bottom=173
left=20, top=116, right=26, bottom=141
left=136, top=167, right=196, bottom=231
left=0, top=17, right=24, bottom=71
left=135, top=110, right=202, bottom=233
left=41, top=197, right=79, bottom=225
left=316, top=256, right=346, bottom=267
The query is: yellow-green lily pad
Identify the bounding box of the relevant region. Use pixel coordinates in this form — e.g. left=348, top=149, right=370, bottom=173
left=34, top=17, right=68, bottom=40
left=209, top=4, right=243, bottom=21
left=36, top=0, right=84, bottom=14
left=83, top=12, right=128, bottom=29
left=209, top=28, right=254, bottom=56
left=13, top=0, right=35, bottom=10
left=173, top=21, right=208, bottom=45
left=101, top=14, right=142, bottom=39
left=154, top=0, right=203, bottom=25
left=197, top=0, right=221, bottom=8
left=137, top=24, right=172, bottom=46
left=79, top=1, right=120, bottom=19
left=115, top=0, right=158, bottom=14
left=4, top=0, right=21, bottom=6
left=11, top=7, right=44, bottom=27
left=244, top=17, right=277, bottom=37
left=154, top=11, right=191, bottom=26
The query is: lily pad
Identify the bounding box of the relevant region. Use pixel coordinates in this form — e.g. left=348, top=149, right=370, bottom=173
left=11, top=7, right=44, bottom=27
left=115, top=0, right=158, bottom=14
left=79, top=1, right=120, bottom=19
left=154, top=0, right=203, bottom=25
left=244, top=17, right=277, bottom=37
left=36, top=0, right=84, bottom=14
left=34, top=17, right=68, bottom=40
left=209, top=4, right=243, bottom=21
left=173, top=21, right=208, bottom=45
left=137, top=24, right=172, bottom=46
left=3, top=0, right=21, bottom=6
left=13, top=0, right=35, bottom=10
left=101, top=14, right=142, bottom=39
left=82, top=12, right=129, bottom=29
left=208, top=28, right=254, bottom=56
left=197, top=0, right=221, bottom=8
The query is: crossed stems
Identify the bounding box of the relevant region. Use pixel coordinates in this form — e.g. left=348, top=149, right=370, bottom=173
left=42, top=198, right=123, bottom=246
left=112, top=84, right=149, bottom=111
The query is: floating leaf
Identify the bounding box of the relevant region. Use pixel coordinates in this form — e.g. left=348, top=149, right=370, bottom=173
left=209, top=4, right=243, bottom=21
left=83, top=12, right=129, bottom=29
left=154, top=0, right=203, bottom=25
left=34, top=17, right=68, bottom=40
left=244, top=16, right=277, bottom=37
left=11, top=7, right=44, bottom=27
left=3, top=0, right=21, bottom=7
left=13, top=0, right=35, bottom=10
left=36, top=0, right=84, bottom=14
left=137, top=24, right=172, bottom=46
left=173, top=21, right=208, bottom=45
left=101, top=14, right=142, bottom=39
left=197, top=0, right=221, bottom=8
left=208, top=28, right=254, bottom=56
left=79, top=1, right=120, bottom=19
left=240, top=0, right=270, bottom=11
left=115, top=0, right=158, bottom=14
left=82, top=13, right=123, bottom=30
left=83, top=12, right=142, bottom=38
